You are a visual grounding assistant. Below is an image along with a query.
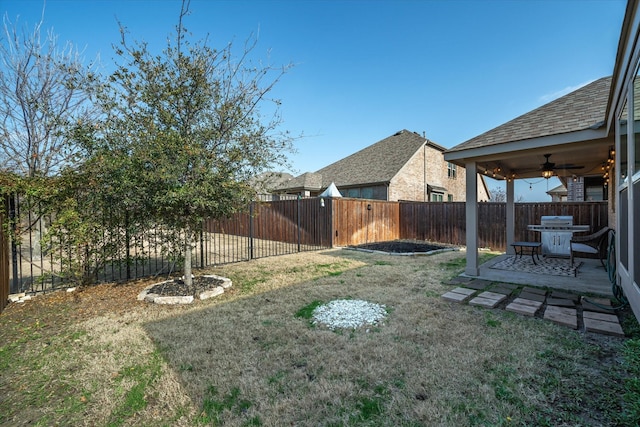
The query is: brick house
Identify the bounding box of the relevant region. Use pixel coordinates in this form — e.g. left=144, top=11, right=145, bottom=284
left=546, top=184, right=567, bottom=202
left=276, top=129, right=490, bottom=202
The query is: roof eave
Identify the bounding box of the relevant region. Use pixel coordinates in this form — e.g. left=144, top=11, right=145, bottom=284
left=336, top=181, right=390, bottom=189
left=606, top=0, right=640, bottom=132
left=443, top=127, right=609, bottom=166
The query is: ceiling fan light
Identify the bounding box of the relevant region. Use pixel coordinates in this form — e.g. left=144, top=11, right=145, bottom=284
left=541, top=153, right=555, bottom=179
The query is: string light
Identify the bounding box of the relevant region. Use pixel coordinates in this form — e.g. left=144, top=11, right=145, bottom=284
left=603, top=145, right=615, bottom=182
left=522, top=177, right=545, bottom=191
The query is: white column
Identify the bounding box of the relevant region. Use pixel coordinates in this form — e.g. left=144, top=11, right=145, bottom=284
left=465, top=162, right=479, bottom=276
left=506, top=179, right=515, bottom=254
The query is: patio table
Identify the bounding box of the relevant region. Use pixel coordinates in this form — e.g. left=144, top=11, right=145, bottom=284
left=511, top=242, right=542, bottom=265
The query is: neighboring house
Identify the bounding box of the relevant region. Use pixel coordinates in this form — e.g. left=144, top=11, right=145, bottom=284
left=276, top=129, right=490, bottom=202
left=546, top=184, right=567, bottom=202
left=250, top=172, right=296, bottom=201
left=444, top=0, right=640, bottom=321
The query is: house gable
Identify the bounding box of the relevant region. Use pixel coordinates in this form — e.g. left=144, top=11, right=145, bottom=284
left=277, top=129, right=489, bottom=202
left=315, top=129, right=428, bottom=188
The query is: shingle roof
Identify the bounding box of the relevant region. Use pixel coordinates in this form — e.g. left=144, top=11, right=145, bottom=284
left=314, top=129, right=430, bottom=188
left=447, top=76, right=611, bottom=153
left=547, top=184, right=567, bottom=195
left=276, top=172, right=323, bottom=191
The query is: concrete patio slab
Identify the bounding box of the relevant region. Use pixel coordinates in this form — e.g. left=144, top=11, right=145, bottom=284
left=469, top=291, right=506, bottom=308
left=583, top=315, right=624, bottom=337
left=518, top=291, right=546, bottom=302
left=464, top=280, right=492, bottom=290
left=583, top=311, right=619, bottom=323
left=441, top=287, right=476, bottom=303
left=581, top=297, right=615, bottom=314
left=490, top=285, right=517, bottom=296
left=522, top=286, right=547, bottom=295
left=550, top=291, right=579, bottom=302
left=506, top=298, right=543, bottom=316
left=546, top=297, right=576, bottom=308
left=543, top=306, right=577, bottom=329
left=494, top=283, right=518, bottom=290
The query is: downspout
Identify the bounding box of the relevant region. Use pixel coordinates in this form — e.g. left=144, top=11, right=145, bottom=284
left=424, top=142, right=427, bottom=201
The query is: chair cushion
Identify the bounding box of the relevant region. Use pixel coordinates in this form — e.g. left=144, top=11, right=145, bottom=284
left=571, top=243, right=599, bottom=254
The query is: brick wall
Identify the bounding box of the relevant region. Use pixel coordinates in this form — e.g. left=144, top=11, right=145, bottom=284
left=388, top=144, right=490, bottom=202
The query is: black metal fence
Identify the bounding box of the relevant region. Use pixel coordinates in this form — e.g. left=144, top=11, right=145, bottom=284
left=6, top=195, right=329, bottom=295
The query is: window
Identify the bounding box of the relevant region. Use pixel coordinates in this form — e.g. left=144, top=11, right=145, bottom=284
left=361, top=187, right=374, bottom=199
left=346, top=188, right=359, bottom=198
left=447, top=194, right=453, bottom=202
left=584, top=177, right=607, bottom=201
left=431, top=193, right=443, bottom=202
left=447, top=162, right=457, bottom=179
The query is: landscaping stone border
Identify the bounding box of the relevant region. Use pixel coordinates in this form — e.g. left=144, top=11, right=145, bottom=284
left=137, top=274, right=232, bottom=305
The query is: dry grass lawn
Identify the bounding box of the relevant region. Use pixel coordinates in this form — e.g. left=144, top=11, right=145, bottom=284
left=0, top=248, right=637, bottom=426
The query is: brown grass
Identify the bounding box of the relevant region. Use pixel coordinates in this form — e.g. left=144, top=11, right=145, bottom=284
left=0, top=249, right=635, bottom=426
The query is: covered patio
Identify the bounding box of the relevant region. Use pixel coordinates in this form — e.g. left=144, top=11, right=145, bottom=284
left=476, top=254, right=612, bottom=297
left=445, top=76, right=616, bottom=298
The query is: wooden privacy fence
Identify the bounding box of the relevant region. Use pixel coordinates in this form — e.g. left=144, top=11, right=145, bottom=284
left=399, top=201, right=608, bottom=251
left=332, top=199, right=399, bottom=247
left=205, top=198, right=332, bottom=258
left=209, top=199, right=609, bottom=253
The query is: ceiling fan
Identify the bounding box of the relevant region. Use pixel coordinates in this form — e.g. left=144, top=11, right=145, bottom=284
left=540, top=153, right=584, bottom=178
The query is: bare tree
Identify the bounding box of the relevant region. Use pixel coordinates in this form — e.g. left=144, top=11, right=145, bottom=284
left=0, top=9, right=98, bottom=177
left=490, top=187, right=524, bottom=202
left=491, top=187, right=506, bottom=202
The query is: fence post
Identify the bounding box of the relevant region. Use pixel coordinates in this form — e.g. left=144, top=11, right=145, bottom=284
left=297, top=196, right=301, bottom=252
left=9, top=193, right=19, bottom=294
left=125, top=210, right=131, bottom=281
left=200, top=228, right=204, bottom=268
left=249, top=202, right=254, bottom=260
left=330, top=198, right=340, bottom=248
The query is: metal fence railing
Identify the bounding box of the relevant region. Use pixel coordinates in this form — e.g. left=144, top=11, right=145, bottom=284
left=5, top=195, right=330, bottom=295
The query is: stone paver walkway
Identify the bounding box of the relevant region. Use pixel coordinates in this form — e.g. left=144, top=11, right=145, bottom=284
left=443, top=278, right=625, bottom=337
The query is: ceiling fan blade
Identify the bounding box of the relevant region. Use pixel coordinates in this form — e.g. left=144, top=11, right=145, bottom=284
left=554, top=164, right=585, bottom=170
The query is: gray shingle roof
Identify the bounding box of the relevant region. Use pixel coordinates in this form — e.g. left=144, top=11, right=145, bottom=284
left=275, top=172, right=323, bottom=191
left=314, top=129, right=430, bottom=188
left=447, top=76, right=611, bottom=153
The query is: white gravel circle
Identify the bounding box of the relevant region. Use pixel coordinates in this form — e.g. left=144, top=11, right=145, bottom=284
left=312, top=299, right=387, bottom=330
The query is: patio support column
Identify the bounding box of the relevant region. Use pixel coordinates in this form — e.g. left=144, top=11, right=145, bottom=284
left=506, top=179, right=515, bottom=255
left=465, top=161, right=479, bottom=276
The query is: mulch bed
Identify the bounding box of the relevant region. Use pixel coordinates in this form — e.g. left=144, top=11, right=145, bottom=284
left=351, top=240, right=450, bottom=253
left=147, top=276, right=225, bottom=297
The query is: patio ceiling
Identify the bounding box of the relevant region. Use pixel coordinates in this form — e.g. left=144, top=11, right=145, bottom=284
left=449, top=135, right=614, bottom=180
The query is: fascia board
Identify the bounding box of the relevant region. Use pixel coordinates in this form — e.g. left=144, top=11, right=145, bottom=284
left=443, top=128, right=609, bottom=164
left=607, top=0, right=640, bottom=131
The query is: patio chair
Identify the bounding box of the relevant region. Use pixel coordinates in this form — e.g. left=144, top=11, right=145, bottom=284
left=569, top=227, right=611, bottom=267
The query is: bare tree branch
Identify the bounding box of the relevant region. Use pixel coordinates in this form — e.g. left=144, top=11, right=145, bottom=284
left=0, top=10, right=99, bottom=177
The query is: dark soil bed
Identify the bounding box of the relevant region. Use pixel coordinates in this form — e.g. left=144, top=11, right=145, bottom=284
left=351, top=240, right=451, bottom=253
left=148, top=276, right=225, bottom=297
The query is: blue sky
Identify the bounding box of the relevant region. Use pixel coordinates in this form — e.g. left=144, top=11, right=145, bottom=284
left=2, top=0, right=626, bottom=201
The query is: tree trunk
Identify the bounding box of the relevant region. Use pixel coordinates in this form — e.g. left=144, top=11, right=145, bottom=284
left=184, top=229, right=192, bottom=286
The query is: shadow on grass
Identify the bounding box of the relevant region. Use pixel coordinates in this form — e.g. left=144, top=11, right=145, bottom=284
left=143, top=248, right=635, bottom=426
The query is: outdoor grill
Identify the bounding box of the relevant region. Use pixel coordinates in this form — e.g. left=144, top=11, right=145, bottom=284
left=527, top=216, right=590, bottom=256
